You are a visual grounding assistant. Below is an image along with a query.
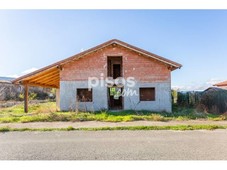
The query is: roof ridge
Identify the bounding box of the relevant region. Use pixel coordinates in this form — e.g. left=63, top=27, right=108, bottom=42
left=13, top=39, right=182, bottom=84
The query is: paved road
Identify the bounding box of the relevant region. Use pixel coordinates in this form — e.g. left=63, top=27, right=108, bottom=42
left=0, top=130, right=227, bottom=160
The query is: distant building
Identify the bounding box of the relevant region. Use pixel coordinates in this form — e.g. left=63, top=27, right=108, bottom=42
left=214, top=81, right=227, bottom=90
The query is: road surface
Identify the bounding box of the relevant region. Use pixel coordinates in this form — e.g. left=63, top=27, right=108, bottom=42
left=0, top=130, right=227, bottom=160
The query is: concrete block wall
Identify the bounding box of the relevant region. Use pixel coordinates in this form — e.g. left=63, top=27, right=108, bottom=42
left=123, top=81, right=172, bottom=112
left=60, top=80, right=171, bottom=112
left=60, top=80, right=108, bottom=111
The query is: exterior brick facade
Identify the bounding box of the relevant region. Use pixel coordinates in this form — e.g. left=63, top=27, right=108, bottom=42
left=60, top=45, right=170, bottom=83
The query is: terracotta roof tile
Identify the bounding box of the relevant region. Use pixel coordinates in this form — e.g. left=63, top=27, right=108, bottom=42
left=214, top=80, right=227, bottom=87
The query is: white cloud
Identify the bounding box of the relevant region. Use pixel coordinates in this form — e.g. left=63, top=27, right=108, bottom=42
left=21, top=67, right=38, bottom=75
left=7, top=74, right=20, bottom=78
left=7, top=67, right=38, bottom=78
left=172, top=78, right=226, bottom=91
left=205, top=78, right=223, bottom=85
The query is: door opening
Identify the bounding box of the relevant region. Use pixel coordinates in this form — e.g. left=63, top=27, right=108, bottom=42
left=107, top=57, right=123, bottom=110
left=108, top=87, right=123, bottom=110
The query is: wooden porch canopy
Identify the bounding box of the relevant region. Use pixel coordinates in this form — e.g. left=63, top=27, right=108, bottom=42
left=12, top=66, right=61, bottom=113
left=12, top=67, right=60, bottom=89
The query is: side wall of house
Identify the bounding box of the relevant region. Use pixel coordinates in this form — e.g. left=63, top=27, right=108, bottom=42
left=59, top=45, right=172, bottom=112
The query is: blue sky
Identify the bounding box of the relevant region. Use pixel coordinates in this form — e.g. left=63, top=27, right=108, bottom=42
left=0, top=10, right=227, bottom=90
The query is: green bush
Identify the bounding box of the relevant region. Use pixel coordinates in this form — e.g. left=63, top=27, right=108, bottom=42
left=199, top=88, right=227, bottom=114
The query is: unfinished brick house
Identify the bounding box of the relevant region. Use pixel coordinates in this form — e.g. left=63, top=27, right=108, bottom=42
left=13, top=39, right=182, bottom=113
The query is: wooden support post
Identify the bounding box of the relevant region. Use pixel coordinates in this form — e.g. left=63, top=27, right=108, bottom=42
left=24, top=84, right=29, bottom=113
left=56, top=88, right=60, bottom=111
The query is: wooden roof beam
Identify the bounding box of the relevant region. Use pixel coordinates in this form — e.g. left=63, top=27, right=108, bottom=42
left=27, top=69, right=59, bottom=82
left=35, top=77, right=60, bottom=85
left=26, top=82, right=58, bottom=89
left=28, top=72, right=59, bottom=84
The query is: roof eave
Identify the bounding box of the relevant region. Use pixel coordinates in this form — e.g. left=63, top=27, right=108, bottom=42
left=12, top=39, right=182, bottom=84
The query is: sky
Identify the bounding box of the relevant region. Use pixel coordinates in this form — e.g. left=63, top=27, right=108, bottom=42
left=0, top=10, right=227, bottom=91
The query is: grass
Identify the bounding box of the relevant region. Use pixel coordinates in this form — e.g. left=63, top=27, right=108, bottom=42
left=0, top=102, right=227, bottom=123
left=0, top=125, right=226, bottom=132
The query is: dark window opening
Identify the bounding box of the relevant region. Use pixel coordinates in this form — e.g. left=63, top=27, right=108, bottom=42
left=107, top=57, right=122, bottom=79
left=140, top=88, right=155, bottom=101
left=77, top=88, right=92, bottom=102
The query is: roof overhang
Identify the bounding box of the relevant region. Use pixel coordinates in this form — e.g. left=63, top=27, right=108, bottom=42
left=12, top=39, right=182, bottom=88
left=12, top=67, right=60, bottom=88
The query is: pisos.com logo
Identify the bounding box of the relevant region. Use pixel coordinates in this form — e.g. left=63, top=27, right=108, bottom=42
left=88, top=73, right=138, bottom=97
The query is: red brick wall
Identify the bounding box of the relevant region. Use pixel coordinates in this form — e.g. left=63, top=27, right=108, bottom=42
left=60, top=45, right=171, bottom=82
